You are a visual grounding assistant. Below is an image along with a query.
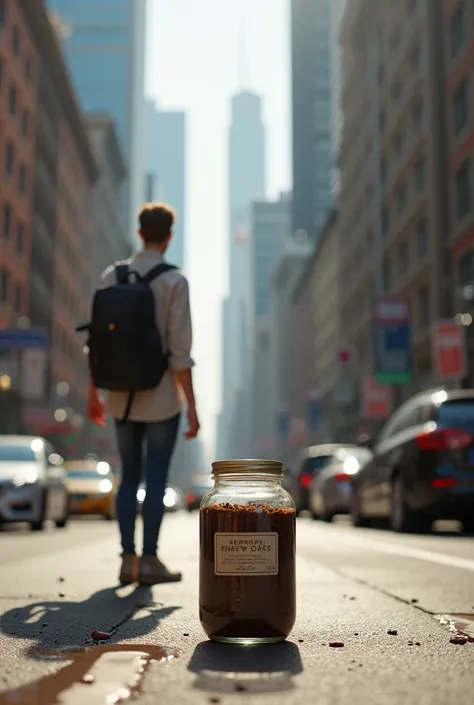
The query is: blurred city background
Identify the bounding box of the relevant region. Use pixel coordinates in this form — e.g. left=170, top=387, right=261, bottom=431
left=1, top=0, right=473, bottom=489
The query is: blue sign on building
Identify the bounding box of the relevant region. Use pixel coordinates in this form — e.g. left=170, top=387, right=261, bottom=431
left=0, top=329, right=48, bottom=350
left=373, top=296, right=412, bottom=385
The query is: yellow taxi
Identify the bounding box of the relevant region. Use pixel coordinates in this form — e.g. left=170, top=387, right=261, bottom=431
left=65, top=460, right=116, bottom=520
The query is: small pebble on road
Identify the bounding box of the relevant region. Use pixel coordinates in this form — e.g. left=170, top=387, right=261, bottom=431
left=450, top=635, right=468, bottom=645
left=91, top=631, right=111, bottom=641
left=329, top=642, right=344, bottom=648
left=388, top=629, right=398, bottom=635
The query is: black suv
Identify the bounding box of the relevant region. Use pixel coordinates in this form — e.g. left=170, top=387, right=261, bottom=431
left=352, top=389, right=474, bottom=533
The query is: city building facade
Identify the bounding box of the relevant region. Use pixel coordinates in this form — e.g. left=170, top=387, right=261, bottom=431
left=47, top=0, right=146, bottom=241
left=144, top=101, right=187, bottom=269
left=217, top=90, right=266, bottom=458
left=291, top=0, right=333, bottom=241
left=248, top=192, right=291, bottom=455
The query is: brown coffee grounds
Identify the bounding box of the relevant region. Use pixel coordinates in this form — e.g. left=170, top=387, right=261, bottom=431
left=199, top=503, right=296, bottom=641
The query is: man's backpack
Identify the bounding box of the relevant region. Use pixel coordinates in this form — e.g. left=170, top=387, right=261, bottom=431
left=77, top=262, right=177, bottom=423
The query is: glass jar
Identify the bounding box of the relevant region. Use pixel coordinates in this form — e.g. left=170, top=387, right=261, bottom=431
left=199, top=459, right=296, bottom=645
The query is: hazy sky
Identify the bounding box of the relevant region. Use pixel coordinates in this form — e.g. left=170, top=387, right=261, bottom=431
left=146, top=0, right=290, bottom=453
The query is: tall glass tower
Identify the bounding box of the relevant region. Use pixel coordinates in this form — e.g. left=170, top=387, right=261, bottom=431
left=47, top=0, right=146, bottom=240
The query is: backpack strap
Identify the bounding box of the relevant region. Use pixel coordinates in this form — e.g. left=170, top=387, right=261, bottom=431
left=142, top=263, right=177, bottom=285
left=115, top=264, right=129, bottom=284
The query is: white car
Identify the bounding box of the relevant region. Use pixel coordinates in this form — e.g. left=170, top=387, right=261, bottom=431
left=0, top=435, right=69, bottom=531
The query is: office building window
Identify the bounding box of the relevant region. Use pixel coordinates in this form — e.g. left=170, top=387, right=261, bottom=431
left=391, top=80, right=403, bottom=102
left=455, top=160, right=471, bottom=220
left=453, top=79, right=468, bottom=135
left=450, top=3, right=466, bottom=58
left=412, top=100, right=423, bottom=130
left=411, top=45, right=421, bottom=72
left=394, top=130, right=404, bottom=157
left=12, top=26, right=20, bottom=56
left=383, top=256, right=392, bottom=292
left=17, top=223, right=24, bottom=255
left=22, top=110, right=29, bottom=137
left=0, top=0, right=5, bottom=27
left=3, top=203, right=12, bottom=240
left=14, top=284, right=21, bottom=314
left=458, top=250, right=474, bottom=287
left=396, top=184, right=407, bottom=213
left=414, top=157, right=426, bottom=191
left=19, top=165, right=26, bottom=194
left=9, top=84, right=16, bottom=116
left=408, top=0, right=418, bottom=13
left=382, top=207, right=390, bottom=238
left=379, top=110, right=386, bottom=131
left=0, top=269, right=8, bottom=304
left=380, top=156, right=387, bottom=183
left=398, top=241, right=410, bottom=275
left=417, top=219, right=428, bottom=258
left=418, top=285, right=430, bottom=329
left=5, top=142, right=14, bottom=176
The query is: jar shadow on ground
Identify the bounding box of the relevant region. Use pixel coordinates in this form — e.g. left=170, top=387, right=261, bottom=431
left=187, top=641, right=303, bottom=694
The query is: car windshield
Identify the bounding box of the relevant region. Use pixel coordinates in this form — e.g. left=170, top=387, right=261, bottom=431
left=437, top=400, right=474, bottom=432
left=67, top=470, right=101, bottom=479
left=0, top=445, right=36, bottom=462
left=305, top=455, right=333, bottom=474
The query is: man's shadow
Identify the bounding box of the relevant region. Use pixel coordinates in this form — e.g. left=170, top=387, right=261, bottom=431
left=188, top=641, right=303, bottom=695
left=0, top=584, right=179, bottom=652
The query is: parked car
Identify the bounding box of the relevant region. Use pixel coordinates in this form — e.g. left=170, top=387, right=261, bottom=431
left=65, top=460, right=116, bottom=520
left=288, top=444, right=356, bottom=515
left=351, top=389, right=474, bottom=533
left=136, top=484, right=184, bottom=513
left=185, top=473, right=213, bottom=511
left=309, top=446, right=373, bottom=521
left=0, top=435, right=69, bottom=531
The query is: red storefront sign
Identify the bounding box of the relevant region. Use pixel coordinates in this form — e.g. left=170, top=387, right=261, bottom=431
left=361, top=377, right=392, bottom=420
left=432, top=320, right=467, bottom=380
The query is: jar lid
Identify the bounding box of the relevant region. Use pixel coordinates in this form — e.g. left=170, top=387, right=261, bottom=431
left=211, top=459, right=284, bottom=476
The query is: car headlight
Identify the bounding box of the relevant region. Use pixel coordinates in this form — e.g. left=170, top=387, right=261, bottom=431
left=163, top=488, right=178, bottom=508
left=136, top=488, right=146, bottom=503
left=12, top=468, right=39, bottom=487
left=99, top=479, right=113, bottom=494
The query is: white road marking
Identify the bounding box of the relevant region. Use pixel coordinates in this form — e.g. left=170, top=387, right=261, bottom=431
left=331, top=529, right=474, bottom=573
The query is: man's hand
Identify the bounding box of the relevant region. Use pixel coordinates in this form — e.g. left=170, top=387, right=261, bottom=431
left=88, top=395, right=106, bottom=427
left=184, top=405, right=200, bottom=440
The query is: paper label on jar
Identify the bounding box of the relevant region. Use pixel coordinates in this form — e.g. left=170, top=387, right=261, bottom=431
left=214, top=532, right=279, bottom=576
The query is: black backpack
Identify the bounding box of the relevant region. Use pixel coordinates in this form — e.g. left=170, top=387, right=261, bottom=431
left=77, top=262, right=177, bottom=422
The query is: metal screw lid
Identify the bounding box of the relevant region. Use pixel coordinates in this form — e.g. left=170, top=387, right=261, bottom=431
left=211, top=459, right=284, bottom=476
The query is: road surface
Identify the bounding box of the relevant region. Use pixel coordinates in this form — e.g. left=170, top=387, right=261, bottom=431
left=0, top=514, right=473, bottom=704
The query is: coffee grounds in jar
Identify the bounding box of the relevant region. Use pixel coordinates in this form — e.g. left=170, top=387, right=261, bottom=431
left=199, top=504, right=296, bottom=641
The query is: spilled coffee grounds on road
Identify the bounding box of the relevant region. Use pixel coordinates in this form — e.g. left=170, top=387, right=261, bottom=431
left=199, top=503, right=296, bottom=642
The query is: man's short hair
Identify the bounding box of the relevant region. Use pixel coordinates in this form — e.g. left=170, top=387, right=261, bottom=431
left=138, top=202, right=176, bottom=244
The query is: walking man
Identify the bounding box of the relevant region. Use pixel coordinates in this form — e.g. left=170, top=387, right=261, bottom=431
left=86, top=203, right=199, bottom=585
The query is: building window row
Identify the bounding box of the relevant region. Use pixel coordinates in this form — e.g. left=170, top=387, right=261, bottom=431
left=4, top=142, right=28, bottom=195
left=450, top=1, right=466, bottom=59
left=455, top=159, right=471, bottom=221
left=3, top=202, right=26, bottom=255
left=0, top=268, right=23, bottom=314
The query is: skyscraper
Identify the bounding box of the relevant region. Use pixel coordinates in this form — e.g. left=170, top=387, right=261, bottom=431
left=47, top=0, right=146, bottom=241
left=216, top=90, right=266, bottom=458
left=291, top=0, right=333, bottom=241
left=145, top=101, right=187, bottom=268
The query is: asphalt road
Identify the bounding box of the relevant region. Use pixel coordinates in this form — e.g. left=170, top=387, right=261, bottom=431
left=0, top=513, right=473, bottom=704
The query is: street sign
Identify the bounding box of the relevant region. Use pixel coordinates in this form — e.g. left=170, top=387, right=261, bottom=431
left=361, top=377, right=392, bottom=420
left=0, top=328, right=48, bottom=349
left=373, top=296, right=412, bottom=384
left=432, top=320, right=467, bottom=380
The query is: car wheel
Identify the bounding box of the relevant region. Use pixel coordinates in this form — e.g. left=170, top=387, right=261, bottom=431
left=30, top=491, right=47, bottom=532
left=391, top=474, right=431, bottom=534
left=322, top=499, right=333, bottom=523
left=351, top=488, right=371, bottom=528
left=462, top=517, right=474, bottom=534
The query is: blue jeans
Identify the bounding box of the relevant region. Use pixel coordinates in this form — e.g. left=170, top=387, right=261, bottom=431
left=115, top=414, right=180, bottom=557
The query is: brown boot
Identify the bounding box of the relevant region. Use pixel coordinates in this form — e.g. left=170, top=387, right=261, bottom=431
left=139, top=556, right=182, bottom=585
left=119, top=554, right=139, bottom=584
